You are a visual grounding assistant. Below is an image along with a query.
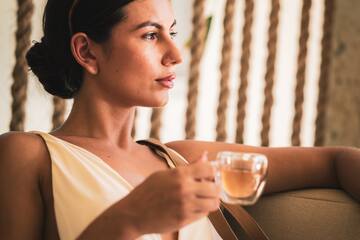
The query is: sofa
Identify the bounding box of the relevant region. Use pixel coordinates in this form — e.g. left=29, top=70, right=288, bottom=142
left=238, top=189, right=360, bottom=240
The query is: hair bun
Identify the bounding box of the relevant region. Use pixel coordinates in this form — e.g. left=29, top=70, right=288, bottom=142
left=26, top=38, right=76, bottom=99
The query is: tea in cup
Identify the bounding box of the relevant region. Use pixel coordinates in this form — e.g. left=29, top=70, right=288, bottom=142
left=212, top=151, right=268, bottom=205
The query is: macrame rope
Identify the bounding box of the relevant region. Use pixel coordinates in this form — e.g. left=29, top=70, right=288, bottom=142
left=52, top=97, right=66, bottom=130
left=10, top=0, right=34, bottom=131
left=185, top=0, right=207, bottom=139
left=235, top=0, right=254, bottom=143
left=260, top=0, right=280, bottom=146
left=315, top=0, right=335, bottom=146
left=150, top=108, right=163, bottom=140
left=291, top=0, right=312, bottom=146
left=216, top=0, right=236, bottom=141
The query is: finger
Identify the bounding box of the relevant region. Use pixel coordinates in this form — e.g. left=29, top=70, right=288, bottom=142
left=192, top=181, right=221, bottom=198
left=190, top=151, right=208, bottom=163
left=191, top=197, right=220, bottom=213
left=188, top=161, right=216, bottom=179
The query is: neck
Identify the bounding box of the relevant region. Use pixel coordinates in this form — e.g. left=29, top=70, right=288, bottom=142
left=55, top=91, right=136, bottom=150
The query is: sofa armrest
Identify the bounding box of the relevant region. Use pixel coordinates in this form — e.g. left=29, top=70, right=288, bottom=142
left=241, top=189, right=360, bottom=240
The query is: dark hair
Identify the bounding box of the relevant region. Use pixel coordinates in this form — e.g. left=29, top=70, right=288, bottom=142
left=26, top=0, right=133, bottom=99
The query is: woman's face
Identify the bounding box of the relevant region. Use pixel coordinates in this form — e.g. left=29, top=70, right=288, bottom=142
left=92, top=0, right=182, bottom=108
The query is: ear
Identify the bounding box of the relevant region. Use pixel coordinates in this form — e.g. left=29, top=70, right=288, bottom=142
left=70, top=33, right=98, bottom=75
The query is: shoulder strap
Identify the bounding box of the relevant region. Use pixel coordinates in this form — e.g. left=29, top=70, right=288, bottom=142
left=137, top=139, right=269, bottom=240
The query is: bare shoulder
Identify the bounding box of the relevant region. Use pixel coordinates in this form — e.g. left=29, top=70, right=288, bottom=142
left=0, top=131, right=50, bottom=238
left=0, top=131, right=44, bottom=146
left=0, top=131, right=49, bottom=172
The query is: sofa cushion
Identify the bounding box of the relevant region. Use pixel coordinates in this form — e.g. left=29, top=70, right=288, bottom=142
left=239, top=189, right=360, bottom=240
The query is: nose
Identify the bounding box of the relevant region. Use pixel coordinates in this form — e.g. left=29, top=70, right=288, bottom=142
left=162, top=38, right=183, bottom=66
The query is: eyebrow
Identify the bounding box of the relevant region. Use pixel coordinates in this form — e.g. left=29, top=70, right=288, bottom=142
left=132, top=19, right=177, bottom=31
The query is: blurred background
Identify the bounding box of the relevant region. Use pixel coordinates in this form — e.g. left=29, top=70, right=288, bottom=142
left=1, top=0, right=359, bottom=147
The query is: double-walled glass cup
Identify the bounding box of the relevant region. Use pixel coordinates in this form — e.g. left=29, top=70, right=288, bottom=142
left=212, top=151, right=268, bottom=205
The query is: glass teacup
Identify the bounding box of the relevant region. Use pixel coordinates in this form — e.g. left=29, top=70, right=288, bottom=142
left=211, top=151, right=268, bottom=205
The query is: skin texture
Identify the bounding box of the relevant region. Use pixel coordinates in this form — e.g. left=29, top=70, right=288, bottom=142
left=0, top=0, right=359, bottom=239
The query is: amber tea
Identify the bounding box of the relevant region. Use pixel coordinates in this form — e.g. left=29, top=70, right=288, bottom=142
left=221, top=168, right=261, bottom=198
left=213, top=152, right=268, bottom=205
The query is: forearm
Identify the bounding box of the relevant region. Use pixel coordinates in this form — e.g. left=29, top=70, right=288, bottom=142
left=77, top=200, right=141, bottom=240
left=262, top=146, right=341, bottom=194
left=263, top=145, right=360, bottom=202
left=335, top=147, right=360, bottom=201
left=166, top=140, right=360, bottom=200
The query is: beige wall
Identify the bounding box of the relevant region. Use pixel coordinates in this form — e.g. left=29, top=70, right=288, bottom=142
left=3, top=0, right=352, bottom=147
left=0, top=0, right=54, bottom=133
left=323, top=0, right=360, bottom=146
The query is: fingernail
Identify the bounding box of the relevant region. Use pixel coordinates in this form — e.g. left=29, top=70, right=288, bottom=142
left=202, top=151, right=208, bottom=160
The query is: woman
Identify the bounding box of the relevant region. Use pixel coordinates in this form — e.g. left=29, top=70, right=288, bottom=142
left=0, top=0, right=359, bottom=239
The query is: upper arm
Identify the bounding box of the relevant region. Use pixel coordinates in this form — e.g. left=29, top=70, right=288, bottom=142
left=0, top=132, right=47, bottom=239
left=166, top=140, right=342, bottom=194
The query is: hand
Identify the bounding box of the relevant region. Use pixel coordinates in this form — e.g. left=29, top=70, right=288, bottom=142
left=119, top=152, right=221, bottom=235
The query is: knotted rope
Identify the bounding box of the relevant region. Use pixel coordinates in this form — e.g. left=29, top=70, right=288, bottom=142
left=216, top=0, right=236, bottom=142
left=10, top=0, right=34, bottom=131
left=150, top=108, right=162, bottom=140
left=291, top=0, right=312, bottom=146
left=52, top=97, right=66, bottom=130
left=185, top=0, right=207, bottom=139
left=315, top=0, right=335, bottom=146
left=260, top=0, right=280, bottom=146
left=235, top=0, right=254, bottom=143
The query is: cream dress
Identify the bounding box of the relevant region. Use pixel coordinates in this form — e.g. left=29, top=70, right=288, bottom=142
left=35, top=132, right=221, bottom=240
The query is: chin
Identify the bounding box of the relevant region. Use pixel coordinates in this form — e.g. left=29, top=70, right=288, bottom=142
left=152, top=99, right=169, bottom=108
left=140, top=96, right=169, bottom=108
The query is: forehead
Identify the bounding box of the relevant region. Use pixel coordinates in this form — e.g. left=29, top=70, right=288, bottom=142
left=122, top=0, right=175, bottom=27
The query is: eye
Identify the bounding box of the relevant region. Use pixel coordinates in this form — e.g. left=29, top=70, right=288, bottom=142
left=143, top=32, right=158, bottom=40
left=170, top=31, right=178, bottom=39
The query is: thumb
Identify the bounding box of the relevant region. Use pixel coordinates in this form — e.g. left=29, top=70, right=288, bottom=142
left=189, top=151, right=215, bottom=181
left=195, top=151, right=208, bottom=163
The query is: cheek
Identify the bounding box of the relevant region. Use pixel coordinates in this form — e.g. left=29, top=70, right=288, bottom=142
left=114, top=47, right=160, bottom=78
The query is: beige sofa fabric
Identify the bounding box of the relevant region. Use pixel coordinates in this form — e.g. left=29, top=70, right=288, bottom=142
left=241, top=189, right=360, bottom=240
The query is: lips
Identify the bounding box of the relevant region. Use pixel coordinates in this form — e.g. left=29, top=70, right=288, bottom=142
left=155, top=74, right=176, bottom=89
